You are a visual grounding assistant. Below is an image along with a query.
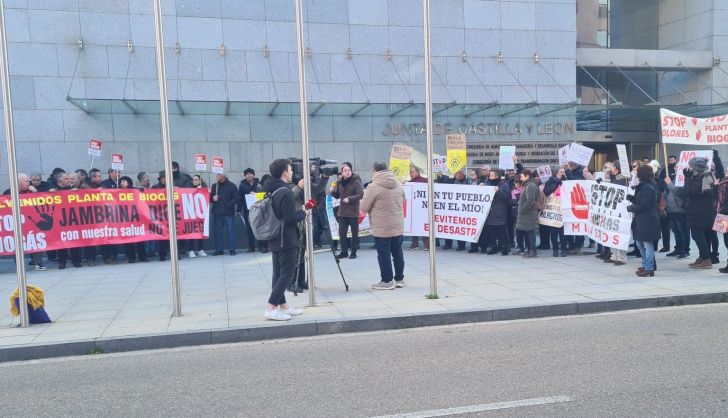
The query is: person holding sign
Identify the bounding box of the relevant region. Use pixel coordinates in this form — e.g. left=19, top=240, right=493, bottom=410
left=331, top=162, right=364, bottom=260
left=483, top=170, right=511, bottom=255
left=675, top=158, right=717, bottom=269
left=238, top=168, right=261, bottom=253
left=407, top=165, right=430, bottom=251
left=626, top=166, right=661, bottom=277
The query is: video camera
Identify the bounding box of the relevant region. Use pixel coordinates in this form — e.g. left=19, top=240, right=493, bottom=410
left=290, top=157, right=339, bottom=182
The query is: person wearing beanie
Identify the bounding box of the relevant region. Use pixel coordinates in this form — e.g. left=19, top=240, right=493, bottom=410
left=676, top=157, right=716, bottom=269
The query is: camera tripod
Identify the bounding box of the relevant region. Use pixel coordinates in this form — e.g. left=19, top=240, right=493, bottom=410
left=291, top=219, right=350, bottom=296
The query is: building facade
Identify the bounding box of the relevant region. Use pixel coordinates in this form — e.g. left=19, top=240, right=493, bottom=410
left=0, top=0, right=725, bottom=185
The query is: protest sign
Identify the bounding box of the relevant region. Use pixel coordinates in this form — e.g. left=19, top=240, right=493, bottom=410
left=111, top=153, right=124, bottom=171
left=432, top=155, right=448, bottom=174
left=403, top=183, right=496, bottom=242
left=616, top=144, right=629, bottom=174
left=390, top=144, right=412, bottom=181
left=0, top=188, right=210, bottom=256
left=567, top=143, right=594, bottom=166
left=561, top=180, right=632, bottom=250
left=195, top=154, right=208, bottom=171
left=87, top=139, right=102, bottom=157
left=446, top=133, right=467, bottom=175
left=538, top=193, right=562, bottom=228
left=536, top=165, right=552, bottom=182
left=498, top=145, right=516, bottom=170
left=324, top=195, right=372, bottom=240
left=713, top=214, right=728, bottom=234
left=410, top=148, right=430, bottom=178
left=675, top=150, right=713, bottom=187
left=211, top=157, right=224, bottom=174
left=558, top=144, right=570, bottom=166
left=660, top=108, right=728, bottom=145
left=245, top=192, right=266, bottom=210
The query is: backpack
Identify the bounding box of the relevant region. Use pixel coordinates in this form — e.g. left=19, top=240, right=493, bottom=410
left=536, top=188, right=546, bottom=211
left=249, top=188, right=286, bottom=244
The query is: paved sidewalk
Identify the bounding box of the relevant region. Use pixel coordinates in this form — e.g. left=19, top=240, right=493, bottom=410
left=1, top=244, right=727, bottom=349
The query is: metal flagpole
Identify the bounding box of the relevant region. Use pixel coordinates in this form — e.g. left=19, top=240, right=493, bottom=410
left=0, top=0, right=28, bottom=327
left=153, top=0, right=182, bottom=316
left=294, top=0, right=316, bottom=307
left=422, top=0, right=437, bottom=297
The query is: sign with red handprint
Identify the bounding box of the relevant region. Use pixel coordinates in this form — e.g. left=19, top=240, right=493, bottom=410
left=561, top=180, right=633, bottom=250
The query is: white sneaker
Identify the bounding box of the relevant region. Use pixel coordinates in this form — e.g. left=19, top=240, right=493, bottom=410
left=34, top=264, right=47, bottom=271
left=197, top=250, right=207, bottom=257
left=280, top=307, right=303, bottom=316
left=395, top=280, right=406, bottom=288
left=188, top=250, right=196, bottom=258
left=264, top=309, right=291, bottom=321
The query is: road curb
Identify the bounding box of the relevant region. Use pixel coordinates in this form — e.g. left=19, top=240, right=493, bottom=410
left=2, top=291, right=727, bottom=363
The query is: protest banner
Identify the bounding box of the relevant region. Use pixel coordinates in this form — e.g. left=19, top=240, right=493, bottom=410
left=390, top=144, right=412, bottom=181
left=324, top=194, right=372, bottom=240
left=660, top=108, right=728, bottom=145
left=558, top=144, right=570, bottom=166
left=536, top=165, right=552, bottom=182
left=675, top=150, right=713, bottom=187
left=561, top=180, right=632, bottom=250
left=446, top=133, right=467, bottom=175
left=567, top=143, right=594, bottom=166
left=0, top=188, right=210, bottom=256
left=538, top=193, right=562, bottom=228
left=211, top=157, right=224, bottom=174
left=244, top=192, right=267, bottom=210
left=616, top=144, right=629, bottom=174
left=87, top=139, right=102, bottom=157
left=432, top=155, right=448, bottom=174
left=403, top=182, right=496, bottom=242
left=195, top=154, right=208, bottom=171
left=498, top=145, right=516, bottom=170
left=111, top=153, right=124, bottom=171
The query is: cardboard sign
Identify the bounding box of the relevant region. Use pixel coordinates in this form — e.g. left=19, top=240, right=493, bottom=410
left=111, top=153, right=124, bottom=171
left=87, top=139, right=102, bottom=157
left=390, top=144, right=413, bottom=181
left=536, top=165, right=552, bottom=182
left=446, top=134, right=467, bottom=175
left=616, top=144, right=629, bottom=174
left=211, top=157, right=224, bottom=174
left=538, top=193, right=562, bottom=228
left=558, top=145, right=570, bottom=166
left=432, top=155, right=448, bottom=174
left=661, top=108, right=728, bottom=145
left=567, top=143, right=594, bottom=167
left=675, top=150, right=713, bottom=187
left=195, top=154, right=208, bottom=171
left=498, top=146, right=516, bottom=170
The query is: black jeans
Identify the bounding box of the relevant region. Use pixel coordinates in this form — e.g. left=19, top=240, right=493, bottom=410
left=268, top=248, right=297, bottom=306
left=659, top=216, right=671, bottom=249
left=124, top=243, right=147, bottom=262
left=705, top=229, right=719, bottom=256
left=58, top=247, right=81, bottom=265
left=486, top=225, right=508, bottom=252
left=338, top=217, right=359, bottom=255
left=547, top=226, right=566, bottom=251
left=691, top=227, right=710, bottom=260
left=526, top=230, right=537, bottom=252
left=374, top=235, right=404, bottom=283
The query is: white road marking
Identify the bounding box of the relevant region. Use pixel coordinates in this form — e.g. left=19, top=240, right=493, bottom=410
left=369, top=396, right=572, bottom=418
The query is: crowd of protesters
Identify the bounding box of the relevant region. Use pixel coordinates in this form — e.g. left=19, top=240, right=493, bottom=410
left=6, top=150, right=727, bottom=284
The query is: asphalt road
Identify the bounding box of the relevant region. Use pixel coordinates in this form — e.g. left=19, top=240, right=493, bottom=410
left=2, top=304, right=727, bottom=417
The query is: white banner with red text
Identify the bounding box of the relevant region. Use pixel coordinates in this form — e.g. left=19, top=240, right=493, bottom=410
left=403, top=183, right=496, bottom=242
left=660, top=108, right=728, bottom=145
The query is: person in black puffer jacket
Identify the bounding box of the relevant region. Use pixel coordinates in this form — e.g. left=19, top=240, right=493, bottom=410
left=210, top=173, right=239, bottom=256
left=676, top=157, right=716, bottom=269
left=331, top=162, right=364, bottom=259
left=484, top=169, right=511, bottom=255
left=627, top=165, right=661, bottom=276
